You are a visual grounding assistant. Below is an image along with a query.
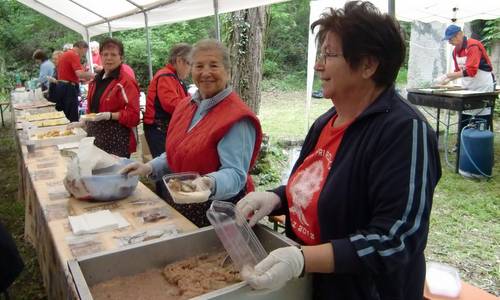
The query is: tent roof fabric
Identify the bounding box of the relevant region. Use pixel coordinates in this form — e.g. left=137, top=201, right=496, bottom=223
left=18, top=0, right=289, bottom=38
left=370, top=0, right=500, bottom=23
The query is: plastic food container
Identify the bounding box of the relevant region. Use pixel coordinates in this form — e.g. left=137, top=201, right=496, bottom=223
left=206, top=200, right=267, bottom=270
left=426, top=262, right=462, bottom=298
left=162, top=172, right=210, bottom=204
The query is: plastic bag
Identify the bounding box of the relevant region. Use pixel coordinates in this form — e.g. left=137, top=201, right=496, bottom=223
left=63, top=137, right=118, bottom=199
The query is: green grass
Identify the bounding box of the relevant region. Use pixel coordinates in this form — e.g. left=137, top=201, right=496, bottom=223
left=0, top=125, right=47, bottom=299
left=258, top=90, right=332, bottom=141
left=426, top=140, right=500, bottom=292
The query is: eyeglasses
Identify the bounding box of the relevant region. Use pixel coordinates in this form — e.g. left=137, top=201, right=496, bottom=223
left=316, top=52, right=343, bottom=64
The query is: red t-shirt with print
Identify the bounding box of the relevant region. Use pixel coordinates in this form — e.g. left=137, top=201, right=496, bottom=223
left=285, top=115, right=351, bottom=245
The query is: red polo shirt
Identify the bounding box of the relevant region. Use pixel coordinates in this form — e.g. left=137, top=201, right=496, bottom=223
left=57, top=49, right=83, bottom=83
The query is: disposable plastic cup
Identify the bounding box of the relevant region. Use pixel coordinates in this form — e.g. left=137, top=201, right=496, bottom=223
left=206, top=200, right=267, bottom=271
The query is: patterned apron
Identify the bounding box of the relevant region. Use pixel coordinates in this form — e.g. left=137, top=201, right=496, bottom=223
left=86, top=120, right=130, bottom=158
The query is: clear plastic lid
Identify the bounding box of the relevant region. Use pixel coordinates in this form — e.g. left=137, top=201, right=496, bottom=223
left=206, top=200, right=267, bottom=270
left=162, top=172, right=210, bottom=204
left=426, top=262, right=462, bottom=298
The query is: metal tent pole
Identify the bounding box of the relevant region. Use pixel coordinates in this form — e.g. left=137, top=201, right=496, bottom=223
left=388, top=0, right=395, bottom=18
left=126, top=0, right=153, bottom=80
left=213, top=0, right=221, bottom=41
left=85, top=28, right=94, bottom=73
left=144, top=12, right=153, bottom=80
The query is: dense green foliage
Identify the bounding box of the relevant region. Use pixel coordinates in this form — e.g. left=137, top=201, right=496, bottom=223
left=0, top=0, right=79, bottom=87
left=482, top=19, right=500, bottom=49
left=0, top=0, right=312, bottom=91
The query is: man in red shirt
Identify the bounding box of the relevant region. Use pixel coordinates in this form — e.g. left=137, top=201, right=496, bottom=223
left=55, top=41, right=95, bottom=122
left=438, top=25, right=495, bottom=132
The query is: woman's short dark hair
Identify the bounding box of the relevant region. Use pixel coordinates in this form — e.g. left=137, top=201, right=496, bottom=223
left=32, top=49, right=48, bottom=61
left=168, top=43, right=192, bottom=65
left=311, top=1, right=405, bottom=87
left=73, top=41, right=89, bottom=49
left=99, top=38, right=124, bottom=56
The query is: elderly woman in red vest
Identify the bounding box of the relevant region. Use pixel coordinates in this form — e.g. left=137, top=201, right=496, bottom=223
left=71, top=38, right=140, bottom=158
left=122, top=39, right=262, bottom=227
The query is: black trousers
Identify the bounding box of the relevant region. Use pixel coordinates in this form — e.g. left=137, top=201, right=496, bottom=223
left=144, top=123, right=168, bottom=196
left=143, top=123, right=167, bottom=158
left=54, top=83, right=80, bottom=122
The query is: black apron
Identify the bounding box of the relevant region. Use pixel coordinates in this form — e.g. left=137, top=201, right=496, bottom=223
left=161, top=188, right=246, bottom=227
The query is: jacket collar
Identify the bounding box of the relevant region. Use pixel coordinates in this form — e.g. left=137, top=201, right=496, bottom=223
left=458, top=36, right=468, bottom=51
left=97, top=64, right=121, bottom=80
left=165, top=64, right=178, bottom=76
left=324, top=85, right=396, bottom=124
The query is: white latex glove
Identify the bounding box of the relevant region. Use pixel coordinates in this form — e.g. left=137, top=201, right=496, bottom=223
left=242, top=246, right=304, bottom=290
left=119, top=162, right=152, bottom=177
left=89, top=112, right=112, bottom=122
left=67, top=121, right=84, bottom=130
left=236, top=191, right=281, bottom=226
left=191, top=176, right=215, bottom=193
left=434, top=74, right=450, bottom=85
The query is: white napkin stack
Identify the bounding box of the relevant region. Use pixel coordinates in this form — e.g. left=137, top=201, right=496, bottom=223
left=68, top=210, right=129, bottom=235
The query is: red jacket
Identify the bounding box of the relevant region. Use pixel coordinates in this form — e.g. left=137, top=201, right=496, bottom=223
left=166, top=92, right=262, bottom=192
left=144, top=64, right=187, bottom=124
left=453, top=37, right=493, bottom=77
left=87, top=64, right=140, bottom=153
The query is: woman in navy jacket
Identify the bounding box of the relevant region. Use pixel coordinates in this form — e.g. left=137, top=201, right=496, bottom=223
left=237, top=2, right=442, bottom=299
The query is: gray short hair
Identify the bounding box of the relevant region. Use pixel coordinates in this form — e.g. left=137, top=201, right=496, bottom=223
left=90, top=41, right=99, bottom=50
left=190, top=39, right=231, bottom=71
left=168, top=43, right=193, bottom=65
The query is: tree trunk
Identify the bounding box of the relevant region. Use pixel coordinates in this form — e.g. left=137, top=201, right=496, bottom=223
left=490, top=41, right=500, bottom=85
left=227, top=7, right=267, bottom=114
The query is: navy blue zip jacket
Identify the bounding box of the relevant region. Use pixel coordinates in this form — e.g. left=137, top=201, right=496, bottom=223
left=273, top=86, right=441, bottom=300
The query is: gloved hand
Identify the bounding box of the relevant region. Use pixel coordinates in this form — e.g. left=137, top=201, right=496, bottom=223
left=434, top=74, right=450, bottom=85
left=168, top=176, right=212, bottom=204
left=236, top=191, right=281, bottom=226
left=191, top=176, right=215, bottom=193
left=119, top=162, right=152, bottom=177
left=46, top=76, right=57, bottom=83
left=242, top=246, right=304, bottom=290
left=67, top=121, right=85, bottom=130
left=89, top=112, right=112, bottom=122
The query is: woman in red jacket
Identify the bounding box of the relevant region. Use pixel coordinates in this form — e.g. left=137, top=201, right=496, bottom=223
left=84, top=38, right=140, bottom=157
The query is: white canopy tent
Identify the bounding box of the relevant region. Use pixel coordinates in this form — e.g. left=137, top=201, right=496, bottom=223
left=18, top=0, right=289, bottom=38
left=306, top=0, right=500, bottom=128
left=18, top=0, right=288, bottom=78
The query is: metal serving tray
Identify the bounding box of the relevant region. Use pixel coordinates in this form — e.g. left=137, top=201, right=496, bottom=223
left=27, top=125, right=86, bottom=147
left=68, top=225, right=311, bottom=300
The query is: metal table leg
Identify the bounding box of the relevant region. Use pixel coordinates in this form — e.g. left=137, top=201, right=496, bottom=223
left=455, top=110, right=462, bottom=173
left=436, top=108, right=440, bottom=142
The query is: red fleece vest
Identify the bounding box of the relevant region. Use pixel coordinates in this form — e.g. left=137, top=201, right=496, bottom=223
left=166, top=92, right=262, bottom=192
